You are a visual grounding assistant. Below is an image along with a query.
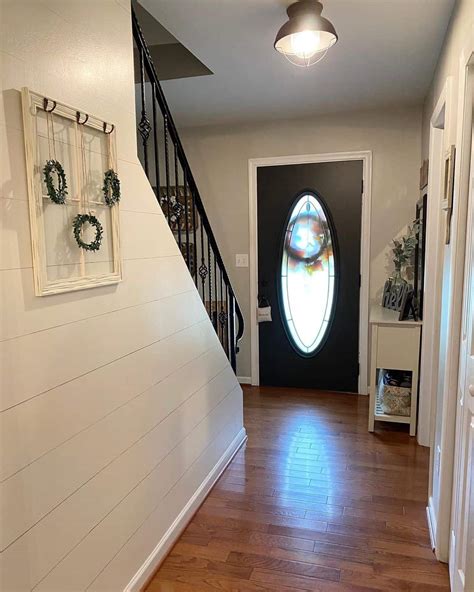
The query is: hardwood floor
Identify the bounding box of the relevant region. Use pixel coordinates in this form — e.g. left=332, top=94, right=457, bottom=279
left=145, top=386, right=450, bottom=591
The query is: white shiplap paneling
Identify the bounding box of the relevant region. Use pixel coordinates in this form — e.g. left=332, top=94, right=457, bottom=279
left=1, top=370, right=239, bottom=591
left=1, top=346, right=230, bottom=548
left=36, top=396, right=243, bottom=592
left=0, top=256, right=194, bottom=342
left=0, top=1, right=243, bottom=590
left=1, top=320, right=217, bottom=481
left=1, top=290, right=207, bottom=411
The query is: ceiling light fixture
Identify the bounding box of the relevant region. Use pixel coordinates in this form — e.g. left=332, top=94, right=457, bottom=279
left=274, top=0, right=338, bottom=67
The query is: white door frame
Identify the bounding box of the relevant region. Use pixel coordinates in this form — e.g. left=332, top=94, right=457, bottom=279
left=450, top=26, right=474, bottom=590
left=425, top=28, right=474, bottom=563
left=248, top=151, right=372, bottom=394
left=419, top=77, right=453, bottom=452
left=423, top=75, right=454, bottom=559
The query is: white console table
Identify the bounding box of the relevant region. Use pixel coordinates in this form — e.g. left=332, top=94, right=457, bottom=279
left=368, top=305, right=422, bottom=436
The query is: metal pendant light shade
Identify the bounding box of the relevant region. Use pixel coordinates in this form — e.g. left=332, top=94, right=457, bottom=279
left=274, top=0, right=338, bottom=67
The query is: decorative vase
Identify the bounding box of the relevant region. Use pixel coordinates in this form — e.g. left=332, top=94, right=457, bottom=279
left=392, top=267, right=406, bottom=285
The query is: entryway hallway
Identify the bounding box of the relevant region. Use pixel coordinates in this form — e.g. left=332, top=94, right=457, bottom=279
left=145, top=388, right=449, bottom=591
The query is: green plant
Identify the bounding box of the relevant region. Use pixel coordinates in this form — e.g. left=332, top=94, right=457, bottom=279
left=72, top=213, right=103, bottom=252
left=43, top=159, right=68, bottom=204
left=102, top=168, right=121, bottom=206
left=391, top=220, right=420, bottom=280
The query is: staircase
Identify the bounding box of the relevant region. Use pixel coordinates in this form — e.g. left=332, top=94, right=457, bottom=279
left=132, top=10, right=244, bottom=371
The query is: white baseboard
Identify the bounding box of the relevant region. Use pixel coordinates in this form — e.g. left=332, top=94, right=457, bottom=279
left=237, top=376, right=252, bottom=384
left=427, top=498, right=437, bottom=551
left=124, top=427, right=247, bottom=592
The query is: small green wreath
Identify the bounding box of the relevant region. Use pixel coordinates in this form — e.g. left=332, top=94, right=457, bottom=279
left=102, top=169, right=121, bottom=206
left=72, top=213, right=103, bottom=252
left=43, top=159, right=68, bottom=204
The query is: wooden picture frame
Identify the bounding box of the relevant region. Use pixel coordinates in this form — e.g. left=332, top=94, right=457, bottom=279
left=419, top=159, right=429, bottom=190
left=399, top=288, right=418, bottom=321
left=158, top=185, right=197, bottom=232
left=443, top=145, right=456, bottom=244
left=21, top=88, right=122, bottom=296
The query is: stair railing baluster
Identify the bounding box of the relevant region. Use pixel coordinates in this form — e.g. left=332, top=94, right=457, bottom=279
left=138, top=46, right=150, bottom=177
left=191, top=189, right=197, bottom=283
left=229, top=294, right=236, bottom=371
left=207, top=236, right=212, bottom=319
left=213, top=251, right=218, bottom=330
left=183, top=171, right=190, bottom=269
left=151, top=82, right=160, bottom=199
left=225, top=283, right=229, bottom=356
left=219, top=268, right=224, bottom=349
left=199, top=210, right=206, bottom=302
left=132, top=9, right=243, bottom=372
left=163, top=114, right=171, bottom=224
left=174, top=145, right=182, bottom=253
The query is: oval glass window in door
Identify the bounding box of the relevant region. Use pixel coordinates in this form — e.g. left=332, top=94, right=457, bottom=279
left=280, top=192, right=336, bottom=356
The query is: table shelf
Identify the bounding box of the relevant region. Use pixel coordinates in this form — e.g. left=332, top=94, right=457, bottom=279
left=368, top=304, right=422, bottom=436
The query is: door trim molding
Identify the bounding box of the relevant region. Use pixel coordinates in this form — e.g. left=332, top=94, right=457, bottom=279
left=449, top=26, right=474, bottom=588
left=419, top=77, right=453, bottom=450
left=248, top=150, right=372, bottom=394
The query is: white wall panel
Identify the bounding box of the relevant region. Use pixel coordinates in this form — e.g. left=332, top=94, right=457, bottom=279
left=36, top=401, right=242, bottom=592
left=0, top=51, right=26, bottom=132
left=0, top=256, right=195, bottom=341
left=0, top=197, right=31, bottom=271
left=118, top=159, right=163, bottom=215
left=1, top=371, right=238, bottom=591
left=0, top=1, right=243, bottom=590
left=119, top=209, right=180, bottom=260
left=1, top=291, right=206, bottom=410
left=1, top=321, right=217, bottom=481
left=1, top=346, right=230, bottom=548
left=0, top=123, right=28, bottom=199
left=90, top=418, right=243, bottom=592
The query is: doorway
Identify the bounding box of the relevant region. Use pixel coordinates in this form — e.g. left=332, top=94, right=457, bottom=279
left=249, top=151, right=372, bottom=394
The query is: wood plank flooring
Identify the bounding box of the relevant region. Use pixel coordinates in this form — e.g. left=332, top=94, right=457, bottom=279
left=145, top=386, right=450, bottom=591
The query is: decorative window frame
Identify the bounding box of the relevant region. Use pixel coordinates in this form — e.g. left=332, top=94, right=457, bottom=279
left=278, top=190, right=338, bottom=358
left=21, top=87, right=122, bottom=296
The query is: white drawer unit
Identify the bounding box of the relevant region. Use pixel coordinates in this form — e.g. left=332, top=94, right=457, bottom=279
left=368, top=305, right=422, bottom=436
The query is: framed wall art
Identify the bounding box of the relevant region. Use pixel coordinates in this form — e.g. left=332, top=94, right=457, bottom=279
left=419, top=159, right=429, bottom=190
left=443, top=144, right=455, bottom=244
left=21, top=88, right=122, bottom=296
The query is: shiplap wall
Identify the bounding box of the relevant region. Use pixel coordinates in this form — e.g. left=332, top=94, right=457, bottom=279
left=0, top=1, right=244, bottom=590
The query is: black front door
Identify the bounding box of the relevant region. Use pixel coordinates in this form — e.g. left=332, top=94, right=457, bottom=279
left=257, top=161, right=363, bottom=392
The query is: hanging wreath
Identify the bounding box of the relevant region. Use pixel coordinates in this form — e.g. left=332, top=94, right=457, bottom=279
left=72, top=213, right=103, bottom=252
left=43, top=159, right=68, bottom=204
left=102, top=169, right=121, bottom=206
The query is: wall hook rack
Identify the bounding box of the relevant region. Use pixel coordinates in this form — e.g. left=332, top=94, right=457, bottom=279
left=76, top=111, right=89, bottom=125
left=21, top=86, right=122, bottom=296
left=103, top=122, right=115, bottom=134
left=43, top=98, right=57, bottom=113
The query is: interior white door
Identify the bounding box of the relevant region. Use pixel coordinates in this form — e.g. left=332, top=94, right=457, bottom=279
left=450, top=122, right=474, bottom=592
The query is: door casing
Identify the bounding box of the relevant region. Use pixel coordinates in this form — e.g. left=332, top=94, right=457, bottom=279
left=248, top=151, right=372, bottom=394
left=423, top=25, right=474, bottom=566
left=449, top=26, right=474, bottom=591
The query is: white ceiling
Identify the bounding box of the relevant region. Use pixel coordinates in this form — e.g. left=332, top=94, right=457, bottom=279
left=138, top=0, right=455, bottom=128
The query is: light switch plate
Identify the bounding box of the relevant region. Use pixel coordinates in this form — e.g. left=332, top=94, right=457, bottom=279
left=236, top=254, right=249, bottom=268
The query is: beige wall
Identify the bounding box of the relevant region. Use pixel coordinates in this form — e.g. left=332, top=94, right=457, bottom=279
left=422, top=0, right=474, bottom=157
left=180, top=107, right=422, bottom=378
left=0, top=1, right=243, bottom=590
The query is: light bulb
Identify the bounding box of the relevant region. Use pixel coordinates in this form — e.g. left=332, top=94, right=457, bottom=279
left=290, top=30, right=321, bottom=59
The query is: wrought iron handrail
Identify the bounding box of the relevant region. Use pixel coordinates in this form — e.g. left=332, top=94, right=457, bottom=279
left=132, top=9, right=244, bottom=371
